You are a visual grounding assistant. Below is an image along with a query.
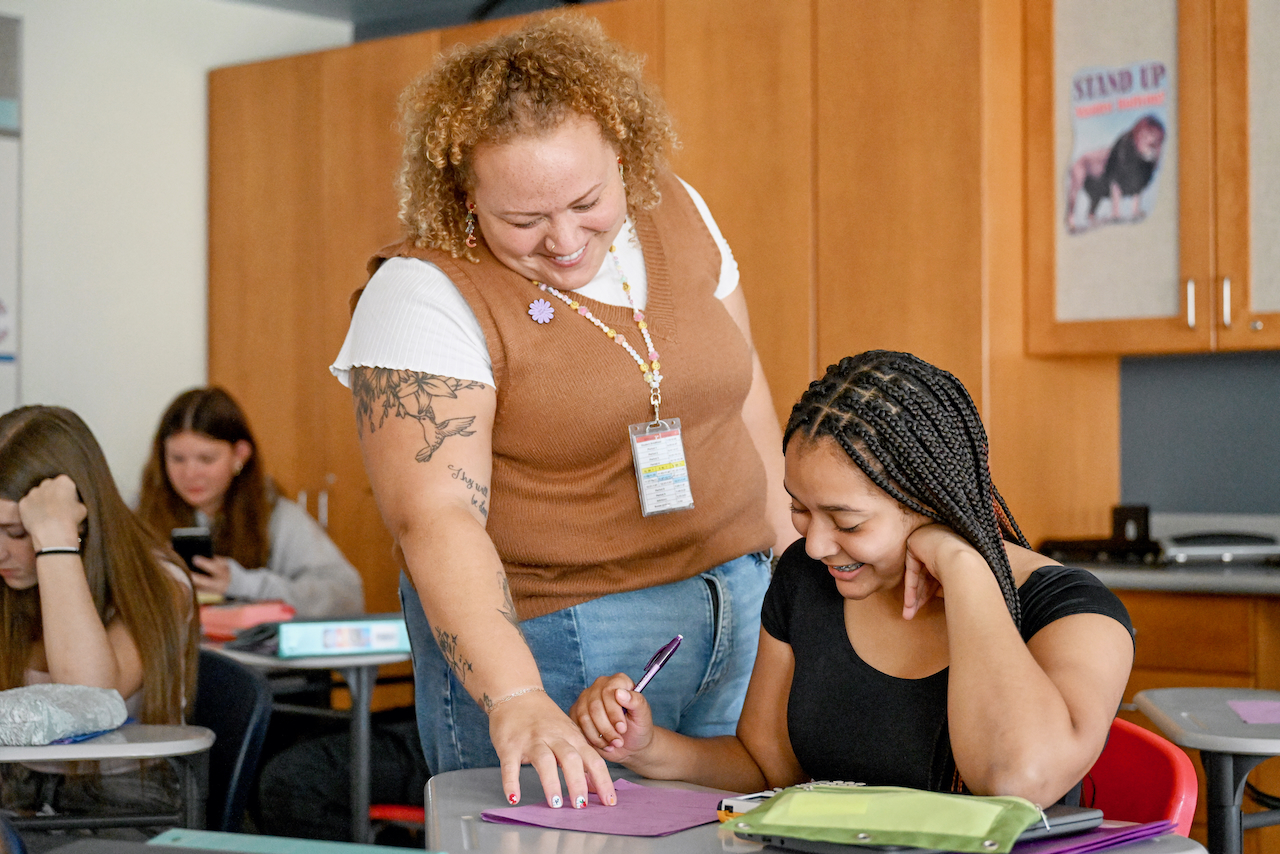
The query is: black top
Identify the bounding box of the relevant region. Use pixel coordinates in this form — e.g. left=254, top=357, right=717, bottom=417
left=761, top=540, right=1134, bottom=790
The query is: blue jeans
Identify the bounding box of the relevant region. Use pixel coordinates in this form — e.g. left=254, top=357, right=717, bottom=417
left=399, top=551, right=771, bottom=773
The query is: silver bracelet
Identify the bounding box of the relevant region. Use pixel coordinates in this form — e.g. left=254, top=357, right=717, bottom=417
left=487, top=686, right=546, bottom=715
left=35, top=546, right=82, bottom=557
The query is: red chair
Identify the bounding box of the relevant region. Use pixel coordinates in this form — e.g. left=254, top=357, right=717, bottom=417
left=369, top=804, right=425, bottom=824
left=1083, top=716, right=1198, bottom=836
left=369, top=803, right=425, bottom=844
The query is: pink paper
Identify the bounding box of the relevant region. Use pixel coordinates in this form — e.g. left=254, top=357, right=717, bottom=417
left=1229, top=699, right=1280, bottom=724
left=481, top=778, right=726, bottom=837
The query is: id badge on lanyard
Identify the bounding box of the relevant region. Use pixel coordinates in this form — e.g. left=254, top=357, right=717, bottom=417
left=628, top=418, right=695, bottom=516
left=531, top=253, right=694, bottom=518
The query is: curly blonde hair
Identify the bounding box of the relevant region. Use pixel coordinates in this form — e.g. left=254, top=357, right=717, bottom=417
left=396, top=14, right=678, bottom=260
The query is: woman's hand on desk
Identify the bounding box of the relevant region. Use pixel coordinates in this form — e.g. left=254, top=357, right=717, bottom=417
left=570, top=673, right=655, bottom=763
left=490, top=689, right=618, bottom=809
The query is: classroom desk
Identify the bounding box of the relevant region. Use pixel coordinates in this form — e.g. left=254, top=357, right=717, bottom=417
left=426, top=766, right=1209, bottom=854
left=212, top=647, right=409, bottom=844
left=0, top=723, right=214, bottom=832
left=1136, top=688, right=1280, bottom=854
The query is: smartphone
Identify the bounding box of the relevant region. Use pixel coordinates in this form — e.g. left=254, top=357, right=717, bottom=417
left=171, top=527, right=214, bottom=576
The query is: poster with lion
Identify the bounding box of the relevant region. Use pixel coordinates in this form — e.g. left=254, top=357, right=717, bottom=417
left=1054, top=2, right=1179, bottom=323
left=1064, top=62, right=1169, bottom=235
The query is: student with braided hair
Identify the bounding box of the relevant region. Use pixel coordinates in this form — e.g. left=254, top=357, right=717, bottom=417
left=570, top=351, right=1134, bottom=806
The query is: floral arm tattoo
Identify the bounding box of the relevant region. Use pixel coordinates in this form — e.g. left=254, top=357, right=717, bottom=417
left=352, top=368, right=494, bottom=698
left=351, top=367, right=486, bottom=463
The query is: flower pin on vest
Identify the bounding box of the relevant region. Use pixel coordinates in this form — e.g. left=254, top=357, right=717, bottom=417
left=528, top=298, right=555, bottom=324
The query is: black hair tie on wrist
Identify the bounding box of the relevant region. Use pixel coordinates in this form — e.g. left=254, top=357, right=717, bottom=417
left=35, top=546, right=82, bottom=557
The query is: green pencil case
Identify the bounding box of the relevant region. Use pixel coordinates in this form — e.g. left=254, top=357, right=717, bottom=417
left=729, top=784, right=1043, bottom=854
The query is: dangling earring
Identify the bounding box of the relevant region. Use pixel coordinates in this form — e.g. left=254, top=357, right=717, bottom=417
left=464, top=201, right=478, bottom=249
left=617, top=157, right=625, bottom=183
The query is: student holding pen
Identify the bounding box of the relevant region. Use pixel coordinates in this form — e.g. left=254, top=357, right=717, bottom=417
left=572, top=351, right=1135, bottom=807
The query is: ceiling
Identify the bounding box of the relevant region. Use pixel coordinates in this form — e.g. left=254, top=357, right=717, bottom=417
left=225, top=0, right=596, bottom=41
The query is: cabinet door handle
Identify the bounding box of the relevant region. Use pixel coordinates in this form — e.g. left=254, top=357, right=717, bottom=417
left=1222, top=277, right=1232, bottom=328
left=1186, top=279, right=1196, bottom=329
left=318, top=489, right=329, bottom=530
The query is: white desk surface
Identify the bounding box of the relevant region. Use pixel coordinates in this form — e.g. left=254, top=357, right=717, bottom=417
left=211, top=647, right=409, bottom=671
left=1136, top=688, right=1280, bottom=754
left=427, top=767, right=1208, bottom=854
left=0, top=723, right=214, bottom=763
left=428, top=766, right=744, bottom=854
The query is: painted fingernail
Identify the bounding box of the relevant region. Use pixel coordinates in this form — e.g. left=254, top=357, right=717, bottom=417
left=608, top=793, right=617, bottom=806
left=508, top=793, right=518, bottom=805
left=551, top=795, right=563, bottom=808
left=575, top=796, right=587, bottom=809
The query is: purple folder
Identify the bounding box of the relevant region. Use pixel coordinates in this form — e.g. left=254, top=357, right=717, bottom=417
left=481, top=778, right=726, bottom=837
left=1013, top=820, right=1176, bottom=854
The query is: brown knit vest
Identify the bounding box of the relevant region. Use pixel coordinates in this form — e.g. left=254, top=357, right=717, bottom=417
left=366, top=174, right=771, bottom=620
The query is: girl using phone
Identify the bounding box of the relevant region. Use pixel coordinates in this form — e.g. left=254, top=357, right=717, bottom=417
left=0, top=405, right=199, bottom=816
left=138, top=387, right=363, bottom=618
left=571, top=351, right=1135, bottom=806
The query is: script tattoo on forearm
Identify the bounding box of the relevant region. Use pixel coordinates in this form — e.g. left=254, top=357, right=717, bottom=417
left=434, top=628, right=474, bottom=684
left=351, top=368, right=485, bottom=463
left=497, top=572, right=524, bottom=638
left=448, top=465, right=489, bottom=519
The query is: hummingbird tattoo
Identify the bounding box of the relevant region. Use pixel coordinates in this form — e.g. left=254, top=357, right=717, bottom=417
left=352, top=369, right=485, bottom=463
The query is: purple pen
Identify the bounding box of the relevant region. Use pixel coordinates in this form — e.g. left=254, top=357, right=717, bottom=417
left=634, top=634, right=682, bottom=693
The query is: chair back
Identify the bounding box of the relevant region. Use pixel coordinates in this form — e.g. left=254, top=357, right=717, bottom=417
left=193, top=649, right=273, bottom=832
left=1083, top=716, right=1198, bottom=836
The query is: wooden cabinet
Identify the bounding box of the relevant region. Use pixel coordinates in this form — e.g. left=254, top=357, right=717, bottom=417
left=1115, top=590, right=1280, bottom=853
left=1215, top=0, right=1280, bottom=350
left=1026, top=0, right=1280, bottom=355
left=814, top=0, right=1120, bottom=546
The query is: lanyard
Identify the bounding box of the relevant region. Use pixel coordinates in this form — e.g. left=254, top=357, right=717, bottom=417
left=532, top=245, right=663, bottom=423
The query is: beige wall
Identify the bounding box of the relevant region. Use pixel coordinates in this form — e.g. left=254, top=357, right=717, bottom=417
left=0, top=0, right=351, bottom=493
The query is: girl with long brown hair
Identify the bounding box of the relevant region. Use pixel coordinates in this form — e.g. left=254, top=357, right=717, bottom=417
left=0, top=405, right=198, bottom=816
left=137, top=387, right=362, bottom=618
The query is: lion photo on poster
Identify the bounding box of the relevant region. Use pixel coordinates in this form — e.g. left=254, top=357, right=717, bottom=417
left=1064, top=60, right=1170, bottom=236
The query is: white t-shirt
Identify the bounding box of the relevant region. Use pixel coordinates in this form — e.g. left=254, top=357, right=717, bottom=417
left=331, top=179, right=737, bottom=389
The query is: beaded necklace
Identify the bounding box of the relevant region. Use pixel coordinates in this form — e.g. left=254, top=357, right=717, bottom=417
left=533, top=244, right=665, bottom=421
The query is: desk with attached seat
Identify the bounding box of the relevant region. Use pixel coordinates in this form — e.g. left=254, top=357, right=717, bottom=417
left=1136, top=687, right=1280, bottom=854
left=0, top=723, right=214, bottom=832
left=212, top=648, right=408, bottom=843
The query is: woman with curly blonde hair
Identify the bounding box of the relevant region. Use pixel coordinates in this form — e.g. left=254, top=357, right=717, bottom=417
left=332, top=14, right=795, bottom=808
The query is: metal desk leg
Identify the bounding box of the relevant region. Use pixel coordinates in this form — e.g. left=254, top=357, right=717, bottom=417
left=342, top=664, right=376, bottom=844
left=182, top=750, right=209, bottom=829
left=1201, top=751, right=1270, bottom=854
